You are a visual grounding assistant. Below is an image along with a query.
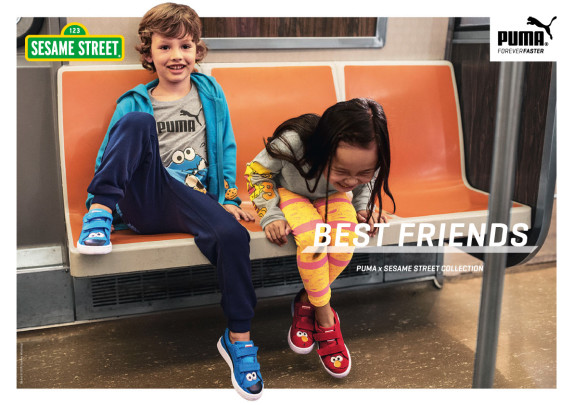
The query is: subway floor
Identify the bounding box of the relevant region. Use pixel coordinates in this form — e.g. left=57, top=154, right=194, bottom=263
left=17, top=260, right=556, bottom=392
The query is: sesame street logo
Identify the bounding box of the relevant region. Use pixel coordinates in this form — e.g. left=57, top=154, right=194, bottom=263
left=25, top=23, right=124, bottom=61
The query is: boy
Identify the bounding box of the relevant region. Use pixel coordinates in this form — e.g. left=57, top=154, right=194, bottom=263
left=77, top=3, right=263, bottom=400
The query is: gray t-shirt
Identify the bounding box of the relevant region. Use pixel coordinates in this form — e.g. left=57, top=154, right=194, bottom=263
left=149, top=85, right=208, bottom=189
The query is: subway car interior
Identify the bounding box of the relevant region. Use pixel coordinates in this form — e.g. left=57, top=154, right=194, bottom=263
left=15, top=12, right=560, bottom=400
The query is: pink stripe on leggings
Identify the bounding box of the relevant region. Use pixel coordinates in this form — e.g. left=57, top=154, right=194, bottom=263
left=297, top=254, right=328, bottom=270
left=279, top=198, right=309, bottom=210
left=292, top=219, right=324, bottom=236
left=328, top=255, right=351, bottom=268
left=307, top=284, right=331, bottom=298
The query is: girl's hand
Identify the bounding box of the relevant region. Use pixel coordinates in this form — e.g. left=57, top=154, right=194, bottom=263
left=264, top=220, right=292, bottom=246
left=356, top=210, right=389, bottom=237
left=223, top=204, right=255, bottom=222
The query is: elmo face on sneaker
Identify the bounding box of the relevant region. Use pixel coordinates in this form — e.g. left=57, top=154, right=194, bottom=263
left=313, top=308, right=351, bottom=378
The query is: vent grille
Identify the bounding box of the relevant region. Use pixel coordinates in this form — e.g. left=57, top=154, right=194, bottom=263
left=90, top=254, right=374, bottom=309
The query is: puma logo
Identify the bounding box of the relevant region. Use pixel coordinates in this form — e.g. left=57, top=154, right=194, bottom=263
left=527, top=16, right=557, bottom=40
left=180, top=108, right=203, bottom=126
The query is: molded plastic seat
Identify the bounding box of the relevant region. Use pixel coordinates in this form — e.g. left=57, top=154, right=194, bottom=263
left=211, top=65, right=338, bottom=221
left=58, top=62, right=530, bottom=277
left=58, top=65, right=337, bottom=276
left=343, top=63, right=525, bottom=218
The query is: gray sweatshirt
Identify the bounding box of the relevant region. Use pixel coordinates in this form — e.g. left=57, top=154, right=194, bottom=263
left=245, top=131, right=375, bottom=229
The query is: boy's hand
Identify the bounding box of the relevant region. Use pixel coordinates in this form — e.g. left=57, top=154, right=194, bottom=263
left=356, top=210, right=389, bottom=237
left=264, top=220, right=292, bottom=246
left=223, top=204, right=255, bottom=222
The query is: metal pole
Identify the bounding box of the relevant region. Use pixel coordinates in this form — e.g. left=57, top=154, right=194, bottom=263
left=472, top=62, right=525, bottom=388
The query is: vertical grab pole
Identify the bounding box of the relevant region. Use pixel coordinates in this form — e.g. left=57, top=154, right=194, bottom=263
left=472, top=62, right=525, bottom=388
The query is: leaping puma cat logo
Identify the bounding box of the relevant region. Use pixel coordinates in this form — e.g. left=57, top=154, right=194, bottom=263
left=527, top=16, right=557, bottom=40
left=180, top=108, right=203, bottom=126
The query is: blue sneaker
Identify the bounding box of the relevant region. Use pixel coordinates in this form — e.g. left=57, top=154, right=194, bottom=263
left=77, top=209, right=113, bottom=255
left=217, top=329, right=263, bottom=400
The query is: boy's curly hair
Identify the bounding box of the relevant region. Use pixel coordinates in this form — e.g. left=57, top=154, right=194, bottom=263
left=136, top=2, right=208, bottom=72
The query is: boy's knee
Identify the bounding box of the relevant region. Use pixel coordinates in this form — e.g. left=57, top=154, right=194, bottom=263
left=114, top=112, right=156, bottom=133
left=121, top=111, right=156, bottom=126
left=107, top=112, right=157, bottom=148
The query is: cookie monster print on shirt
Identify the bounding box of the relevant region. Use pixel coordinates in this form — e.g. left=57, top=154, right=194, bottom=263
left=149, top=84, right=209, bottom=192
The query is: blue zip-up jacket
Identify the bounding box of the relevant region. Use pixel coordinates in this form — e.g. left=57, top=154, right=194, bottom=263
left=86, top=72, right=241, bottom=212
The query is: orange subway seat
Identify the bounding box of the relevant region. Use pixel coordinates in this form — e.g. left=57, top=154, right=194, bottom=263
left=61, top=66, right=338, bottom=245
left=60, top=69, right=192, bottom=244
left=344, top=64, right=522, bottom=217
left=211, top=65, right=338, bottom=222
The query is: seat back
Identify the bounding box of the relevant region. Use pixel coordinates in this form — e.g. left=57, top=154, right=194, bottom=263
left=58, top=67, right=192, bottom=246
left=211, top=65, right=338, bottom=206
left=344, top=63, right=489, bottom=217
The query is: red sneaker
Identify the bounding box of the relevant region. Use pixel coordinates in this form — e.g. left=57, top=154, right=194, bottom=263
left=313, top=308, right=351, bottom=378
left=287, top=290, right=315, bottom=354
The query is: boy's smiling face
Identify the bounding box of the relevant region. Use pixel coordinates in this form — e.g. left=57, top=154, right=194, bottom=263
left=145, top=32, right=197, bottom=91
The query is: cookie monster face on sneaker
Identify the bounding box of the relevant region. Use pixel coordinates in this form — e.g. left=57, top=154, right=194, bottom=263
left=217, top=328, right=263, bottom=400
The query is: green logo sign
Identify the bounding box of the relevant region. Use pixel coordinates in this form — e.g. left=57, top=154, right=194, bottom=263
left=25, top=23, right=124, bottom=61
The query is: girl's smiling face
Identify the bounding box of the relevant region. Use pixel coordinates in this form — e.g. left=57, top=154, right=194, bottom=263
left=145, top=32, right=196, bottom=89
left=326, top=141, right=378, bottom=193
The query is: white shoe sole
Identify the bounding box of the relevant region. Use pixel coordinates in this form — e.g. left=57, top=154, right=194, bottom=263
left=77, top=242, right=112, bottom=255
left=217, top=337, right=263, bottom=401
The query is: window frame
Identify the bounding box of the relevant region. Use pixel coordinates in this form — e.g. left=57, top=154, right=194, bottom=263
left=203, top=17, right=387, bottom=50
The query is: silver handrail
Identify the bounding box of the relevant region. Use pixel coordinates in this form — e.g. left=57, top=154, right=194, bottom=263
left=472, top=62, right=525, bottom=388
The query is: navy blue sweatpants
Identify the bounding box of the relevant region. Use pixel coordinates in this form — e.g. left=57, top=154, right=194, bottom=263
left=88, top=112, right=256, bottom=333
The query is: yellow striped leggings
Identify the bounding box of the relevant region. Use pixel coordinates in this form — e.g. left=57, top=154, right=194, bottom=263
left=278, top=188, right=357, bottom=307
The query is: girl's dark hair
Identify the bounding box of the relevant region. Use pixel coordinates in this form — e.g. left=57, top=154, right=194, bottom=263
left=264, top=98, right=396, bottom=224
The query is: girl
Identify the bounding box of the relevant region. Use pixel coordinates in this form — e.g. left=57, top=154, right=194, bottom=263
left=245, top=98, right=395, bottom=378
